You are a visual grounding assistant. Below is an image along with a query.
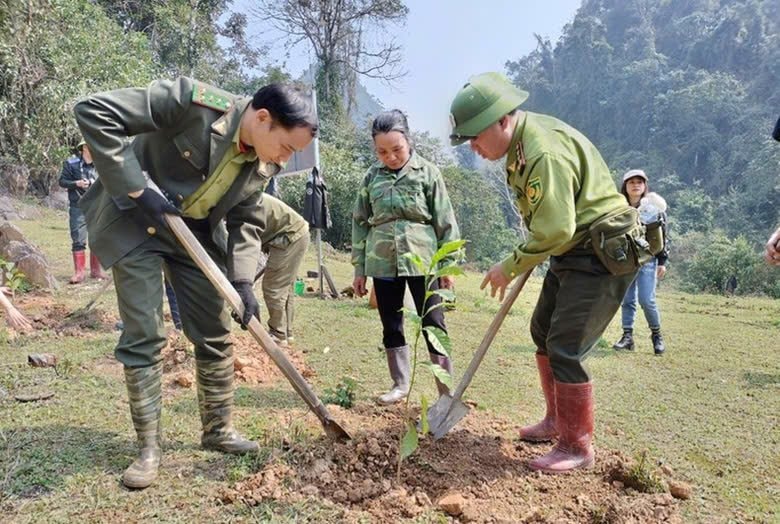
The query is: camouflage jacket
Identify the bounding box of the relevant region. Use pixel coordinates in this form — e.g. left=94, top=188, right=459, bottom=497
left=351, top=152, right=460, bottom=277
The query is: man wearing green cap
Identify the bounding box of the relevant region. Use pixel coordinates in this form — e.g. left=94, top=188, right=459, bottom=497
left=449, top=72, right=642, bottom=473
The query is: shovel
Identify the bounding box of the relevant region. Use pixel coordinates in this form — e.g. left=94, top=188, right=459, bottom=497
left=163, top=213, right=351, bottom=442
left=427, top=268, right=534, bottom=440
left=65, top=277, right=113, bottom=319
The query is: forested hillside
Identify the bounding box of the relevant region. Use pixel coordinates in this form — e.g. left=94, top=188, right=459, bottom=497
left=0, top=0, right=776, bottom=295
left=505, top=0, right=779, bottom=245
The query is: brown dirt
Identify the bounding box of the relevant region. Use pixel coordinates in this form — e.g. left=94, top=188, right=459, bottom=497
left=220, top=403, right=684, bottom=523
left=25, top=301, right=118, bottom=337
left=160, top=329, right=315, bottom=388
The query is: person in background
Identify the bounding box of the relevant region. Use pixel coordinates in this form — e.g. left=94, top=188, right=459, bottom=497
left=765, top=117, right=780, bottom=266
left=352, top=109, right=460, bottom=405
left=612, top=170, right=669, bottom=355
left=58, top=140, right=105, bottom=283
left=252, top=194, right=309, bottom=347
left=1, top=286, right=31, bottom=331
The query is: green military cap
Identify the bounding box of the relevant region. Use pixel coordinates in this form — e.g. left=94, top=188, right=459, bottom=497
left=449, top=72, right=529, bottom=146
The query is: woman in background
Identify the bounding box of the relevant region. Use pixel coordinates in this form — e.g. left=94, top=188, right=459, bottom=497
left=613, top=169, right=670, bottom=355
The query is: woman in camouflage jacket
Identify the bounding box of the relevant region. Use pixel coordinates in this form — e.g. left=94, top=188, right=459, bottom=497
left=351, top=110, right=460, bottom=405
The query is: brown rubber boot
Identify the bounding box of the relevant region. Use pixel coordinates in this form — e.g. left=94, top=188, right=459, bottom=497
left=196, top=357, right=259, bottom=454
left=89, top=252, right=106, bottom=279
left=69, top=250, right=86, bottom=284
left=519, top=353, right=558, bottom=442
left=528, top=381, right=594, bottom=473
left=428, top=352, right=453, bottom=397
left=121, top=362, right=162, bottom=489
left=377, top=345, right=411, bottom=405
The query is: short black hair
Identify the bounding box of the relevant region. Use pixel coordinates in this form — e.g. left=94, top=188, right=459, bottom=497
left=251, top=84, right=318, bottom=136
left=371, top=109, right=410, bottom=139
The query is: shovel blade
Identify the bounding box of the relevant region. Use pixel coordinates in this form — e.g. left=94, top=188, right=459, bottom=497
left=426, top=394, right=470, bottom=440
left=323, top=417, right=352, bottom=442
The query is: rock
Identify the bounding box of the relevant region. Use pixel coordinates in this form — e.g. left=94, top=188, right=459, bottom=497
left=0, top=222, right=58, bottom=290
left=27, top=353, right=59, bottom=368
left=668, top=480, right=692, bottom=500
left=41, top=189, right=69, bottom=211
left=661, top=464, right=674, bottom=477
left=175, top=374, right=193, bottom=388
left=234, top=356, right=251, bottom=371
left=612, top=480, right=625, bottom=489
left=0, top=161, right=29, bottom=196
left=438, top=493, right=466, bottom=516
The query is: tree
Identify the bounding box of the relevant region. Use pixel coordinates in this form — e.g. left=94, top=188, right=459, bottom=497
left=0, top=0, right=156, bottom=194
left=95, top=0, right=261, bottom=84
left=250, top=0, right=407, bottom=118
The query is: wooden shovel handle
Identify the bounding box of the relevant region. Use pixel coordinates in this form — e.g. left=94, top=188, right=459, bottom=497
left=163, top=213, right=333, bottom=424
left=452, top=268, right=534, bottom=399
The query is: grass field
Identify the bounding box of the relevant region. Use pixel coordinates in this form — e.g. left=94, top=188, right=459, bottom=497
left=1, top=204, right=778, bottom=523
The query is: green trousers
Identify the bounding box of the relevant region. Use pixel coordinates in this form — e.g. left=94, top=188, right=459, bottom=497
left=112, top=226, right=233, bottom=368
left=530, top=253, right=637, bottom=384
left=257, top=231, right=309, bottom=338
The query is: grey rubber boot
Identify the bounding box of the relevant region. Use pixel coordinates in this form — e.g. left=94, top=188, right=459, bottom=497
left=428, top=352, right=453, bottom=397
left=377, top=345, right=411, bottom=405
left=196, top=357, right=259, bottom=454
left=122, top=361, right=162, bottom=489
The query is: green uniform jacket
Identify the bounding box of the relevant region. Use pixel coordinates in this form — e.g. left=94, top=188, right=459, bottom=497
left=259, top=195, right=308, bottom=248
left=74, top=77, right=275, bottom=282
left=351, top=151, right=460, bottom=277
left=501, top=112, right=629, bottom=278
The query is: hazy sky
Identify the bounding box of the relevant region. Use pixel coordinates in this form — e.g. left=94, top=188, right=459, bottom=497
left=243, top=0, right=582, bottom=139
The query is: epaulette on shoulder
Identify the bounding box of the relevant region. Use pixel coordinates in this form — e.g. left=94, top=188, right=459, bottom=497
left=191, top=82, right=234, bottom=112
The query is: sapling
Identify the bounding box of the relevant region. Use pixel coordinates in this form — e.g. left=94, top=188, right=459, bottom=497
left=396, top=239, right=465, bottom=480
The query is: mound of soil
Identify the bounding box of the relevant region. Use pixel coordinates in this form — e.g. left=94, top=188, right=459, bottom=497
left=161, top=329, right=315, bottom=388
left=221, top=404, right=684, bottom=523
left=26, top=302, right=117, bottom=336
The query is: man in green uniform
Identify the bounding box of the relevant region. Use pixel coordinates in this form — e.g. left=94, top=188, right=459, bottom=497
left=75, top=77, right=317, bottom=488
left=449, top=72, right=641, bottom=473
left=253, top=194, right=309, bottom=346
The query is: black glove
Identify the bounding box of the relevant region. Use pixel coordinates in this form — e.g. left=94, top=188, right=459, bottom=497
left=132, top=189, right=180, bottom=228
left=231, top=280, right=260, bottom=329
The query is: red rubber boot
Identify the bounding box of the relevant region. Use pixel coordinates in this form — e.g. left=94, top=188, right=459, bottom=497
left=89, top=252, right=106, bottom=279
left=518, top=353, right=558, bottom=442
left=69, top=251, right=86, bottom=284
left=528, top=381, right=594, bottom=473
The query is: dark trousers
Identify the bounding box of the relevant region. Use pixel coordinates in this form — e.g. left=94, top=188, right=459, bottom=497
left=112, top=226, right=232, bottom=368
left=530, top=254, right=636, bottom=384
left=68, top=206, right=88, bottom=252
left=373, top=276, right=447, bottom=355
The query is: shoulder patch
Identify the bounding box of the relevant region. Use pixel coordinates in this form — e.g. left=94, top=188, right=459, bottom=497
left=191, top=84, right=233, bottom=112
left=526, top=176, right=542, bottom=206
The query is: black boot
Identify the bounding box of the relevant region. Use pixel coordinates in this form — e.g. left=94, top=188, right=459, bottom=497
left=613, top=329, right=634, bottom=351
left=651, top=330, right=665, bottom=355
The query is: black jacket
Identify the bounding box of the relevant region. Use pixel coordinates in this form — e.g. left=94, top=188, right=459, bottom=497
left=58, top=156, right=97, bottom=205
